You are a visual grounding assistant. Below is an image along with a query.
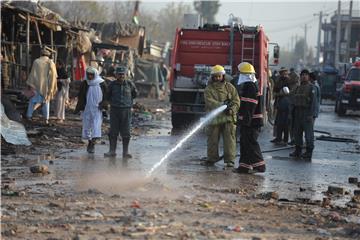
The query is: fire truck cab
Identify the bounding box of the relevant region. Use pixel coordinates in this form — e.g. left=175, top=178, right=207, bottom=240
left=170, top=17, right=278, bottom=129
left=335, top=61, right=360, bottom=115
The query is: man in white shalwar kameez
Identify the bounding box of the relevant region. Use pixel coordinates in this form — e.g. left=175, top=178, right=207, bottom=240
left=74, top=67, right=107, bottom=153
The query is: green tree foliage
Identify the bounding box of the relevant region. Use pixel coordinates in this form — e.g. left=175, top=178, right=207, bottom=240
left=193, top=1, right=220, bottom=24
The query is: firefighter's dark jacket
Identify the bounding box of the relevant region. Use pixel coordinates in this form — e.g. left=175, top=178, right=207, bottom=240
left=236, top=81, right=263, bottom=127
left=74, top=81, right=108, bottom=113
left=107, top=79, right=138, bottom=108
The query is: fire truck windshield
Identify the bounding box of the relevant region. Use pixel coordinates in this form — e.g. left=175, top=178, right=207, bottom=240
left=347, top=68, right=360, bottom=81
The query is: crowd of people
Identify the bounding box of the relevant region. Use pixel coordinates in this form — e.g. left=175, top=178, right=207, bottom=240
left=270, top=67, right=321, bottom=161
left=25, top=47, right=138, bottom=159
left=24, top=48, right=320, bottom=172
left=203, top=63, right=321, bottom=174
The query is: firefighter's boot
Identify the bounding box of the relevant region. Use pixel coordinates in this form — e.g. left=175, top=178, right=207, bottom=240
left=87, top=139, right=95, bottom=154
left=301, top=148, right=313, bottom=161
left=104, top=137, right=117, bottom=157
left=122, top=137, right=132, bottom=159
left=289, top=146, right=302, bottom=158
left=253, top=164, right=266, bottom=173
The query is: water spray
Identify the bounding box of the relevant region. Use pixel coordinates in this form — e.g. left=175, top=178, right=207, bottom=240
left=145, top=105, right=227, bottom=178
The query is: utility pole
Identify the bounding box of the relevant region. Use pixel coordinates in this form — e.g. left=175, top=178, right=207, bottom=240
left=335, top=0, right=341, bottom=68
left=291, top=35, right=294, bottom=52
left=345, top=0, right=353, bottom=62
left=303, top=23, right=308, bottom=65
left=314, top=11, right=329, bottom=67
left=324, top=18, right=328, bottom=64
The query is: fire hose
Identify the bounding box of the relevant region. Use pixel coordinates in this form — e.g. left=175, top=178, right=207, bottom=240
left=314, top=130, right=358, bottom=143
left=217, top=132, right=358, bottom=161
left=218, top=145, right=295, bottom=161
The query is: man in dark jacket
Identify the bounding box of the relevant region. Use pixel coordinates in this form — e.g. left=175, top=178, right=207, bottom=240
left=104, top=66, right=138, bottom=158
left=271, top=67, right=288, bottom=143
left=289, top=69, right=316, bottom=160
left=234, top=62, right=266, bottom=174
left=272, top=74, right=291, bottom=145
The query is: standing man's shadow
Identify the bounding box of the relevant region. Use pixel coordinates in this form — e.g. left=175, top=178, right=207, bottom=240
left=108, top=156, right=128, bottom=168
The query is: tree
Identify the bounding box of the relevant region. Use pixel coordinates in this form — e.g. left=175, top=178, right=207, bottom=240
left=306, top=47, right=315, bottom=66
left=294, top=38, right=306, bottom=62
left=110, top=1, right=134, bottom=23
left=42, top=1, right=108, bottom=24
left=274, top=50, right=295, bottom=69
left=155, top=2, right=192, bottom=42
left=43, top=1, right=191, bottom=44
left=193, top=1, right=220, bottom=24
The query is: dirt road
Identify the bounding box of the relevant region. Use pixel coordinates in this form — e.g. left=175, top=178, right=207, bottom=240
left=1, top=98, right=360, bottom=239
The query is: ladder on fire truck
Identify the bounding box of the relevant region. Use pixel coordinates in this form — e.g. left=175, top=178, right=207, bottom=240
left=241, top=33, right=256, bottom=65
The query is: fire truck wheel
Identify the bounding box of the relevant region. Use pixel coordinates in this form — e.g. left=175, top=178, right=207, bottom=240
left=335, top=100, right=346, bottom=116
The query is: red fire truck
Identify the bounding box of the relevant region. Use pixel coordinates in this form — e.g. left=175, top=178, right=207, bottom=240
left=169, top=22, right=279, bottom=129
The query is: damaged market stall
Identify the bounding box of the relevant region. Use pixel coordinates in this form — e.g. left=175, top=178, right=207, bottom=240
left=88, top=42, right=129, bottom=80
left=83, top=21, right=169, bottom=98
left=1, top=1, right=87, bottom=114
left=87, top=22, right=145, bottom=79
left=133, top=58, right=166, bottom=99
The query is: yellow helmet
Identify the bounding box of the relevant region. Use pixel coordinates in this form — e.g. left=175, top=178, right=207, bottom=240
left=238, top=62, right=255, bottom=74
left=211, top=65, right=226, bottom=75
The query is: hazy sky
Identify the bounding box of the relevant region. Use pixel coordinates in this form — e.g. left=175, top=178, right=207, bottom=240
left=140, top=0, right=360, bottom=51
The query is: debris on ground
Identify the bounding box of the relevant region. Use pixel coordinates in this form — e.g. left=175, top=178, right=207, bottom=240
left=29, top=165, right=49, bottom=174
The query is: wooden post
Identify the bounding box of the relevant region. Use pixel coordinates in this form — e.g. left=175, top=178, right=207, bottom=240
left=11, top=14, right=16, bottom=88
left=50, top=29, right=55, bottom=60
left=34, top=20, right=42, bottom=48
left=19, top=44, right=23, bottom=89
left=71, top=49, right=75, bottom=81
left=26, top=13, right=30, bottom=79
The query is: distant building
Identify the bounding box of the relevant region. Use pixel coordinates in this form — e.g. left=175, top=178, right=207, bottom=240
left=322, top=9, right=360, bottom=67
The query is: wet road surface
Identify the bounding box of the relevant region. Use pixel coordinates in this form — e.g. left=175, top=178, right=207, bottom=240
left=2, top=100, right=360, bottom=239
left=51, top=103, right=360, bottom=206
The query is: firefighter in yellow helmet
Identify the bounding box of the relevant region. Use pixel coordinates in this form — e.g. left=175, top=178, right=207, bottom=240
left=233, top=62, right=266, bottom=173
left=203, top=65, right=240, bottom=167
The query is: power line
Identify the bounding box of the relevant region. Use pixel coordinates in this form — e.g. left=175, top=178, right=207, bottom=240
left=265, top=16, right=318, bottom=34
left=246, top=13, right=315, bottom=23
left=245, top=7, right=337, bottom=23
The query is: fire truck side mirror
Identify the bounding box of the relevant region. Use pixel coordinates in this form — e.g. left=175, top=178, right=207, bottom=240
left=273, top=45, right=280, bottom=60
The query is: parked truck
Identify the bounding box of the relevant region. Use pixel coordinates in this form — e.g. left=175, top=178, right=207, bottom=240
left=170, top=18, right=278, bottom=129
left=335, top=60, right=360, bottom=116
